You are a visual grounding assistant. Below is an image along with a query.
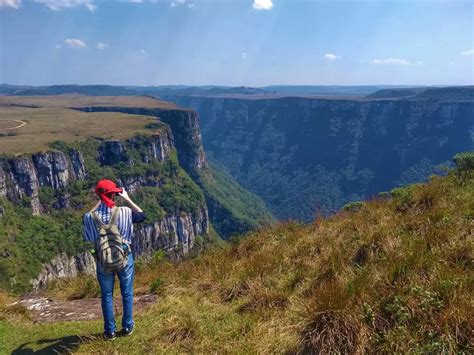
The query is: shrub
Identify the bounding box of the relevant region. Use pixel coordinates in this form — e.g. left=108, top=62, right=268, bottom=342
left=342, top=201, right=364, bottom=212
left=150, top=278, right=164, bottom=293
left=145, top=122, right=162, bottom=130
left=154, top=250, right=166, bottom=265
left=453, top=151, right=474, bottom=185
left=0, top=131, right=17, bottom=137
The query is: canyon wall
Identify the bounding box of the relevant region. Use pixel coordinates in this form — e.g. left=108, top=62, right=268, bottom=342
left=163, top=89, right=474, bottom=220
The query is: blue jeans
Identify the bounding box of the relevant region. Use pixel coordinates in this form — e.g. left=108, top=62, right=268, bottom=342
left=96, top=253, right=135, bottom=334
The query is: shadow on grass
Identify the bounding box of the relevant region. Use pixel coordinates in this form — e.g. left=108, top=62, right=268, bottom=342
left=11, top=333, right=102, bottom=354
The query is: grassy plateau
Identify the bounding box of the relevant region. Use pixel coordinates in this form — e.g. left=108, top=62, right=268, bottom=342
left=1, top=167, right=472, bottom=353
left=0, top=95, right=176, bottom=154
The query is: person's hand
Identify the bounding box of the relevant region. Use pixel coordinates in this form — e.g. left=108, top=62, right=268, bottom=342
left=119, top=188, right=130, bottom=201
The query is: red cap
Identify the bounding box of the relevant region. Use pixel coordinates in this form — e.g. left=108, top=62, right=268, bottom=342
left=95, top=179, right=123, bottom=196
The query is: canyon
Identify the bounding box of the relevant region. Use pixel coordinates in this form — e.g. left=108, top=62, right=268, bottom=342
left=162, top=87, right=474, bottom=220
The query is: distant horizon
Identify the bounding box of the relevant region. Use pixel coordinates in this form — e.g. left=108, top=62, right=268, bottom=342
left=1, top=83, right=472, bottom=88
left=1, top=0, right=472, bottom=86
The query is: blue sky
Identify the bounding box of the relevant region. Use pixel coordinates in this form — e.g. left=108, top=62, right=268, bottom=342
left=0, top=0, right=472, bottom=86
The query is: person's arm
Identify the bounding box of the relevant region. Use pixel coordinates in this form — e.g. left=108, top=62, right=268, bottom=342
left=119, top=189, right=147, bottom=223
left=119, top=189, right=143, bottom=212
left=83, top=214, right=96, bottom=242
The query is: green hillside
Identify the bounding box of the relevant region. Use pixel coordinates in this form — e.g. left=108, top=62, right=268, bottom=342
left=1, top=154, right=472, bottom=353
left=197, top=161, right=275, bottom=239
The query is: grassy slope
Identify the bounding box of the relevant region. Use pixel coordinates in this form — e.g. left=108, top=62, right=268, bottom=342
left=1, top=170, right=472, bottom=353
left=198, top=161, right=275, bottom=239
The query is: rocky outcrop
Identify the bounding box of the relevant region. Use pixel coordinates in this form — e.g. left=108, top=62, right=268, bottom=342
left=98, top=141, right=130, bottom=166
left=75, top=107, right=208, bottom=176
left=129, top=130, right=174, bottom=163
left=3, top=106, right=218, bottom=291
left=32, top=151, right=72, bottom=189
left=7, top=157, right=41, bottom=214
left=31, top=252, right=96, bottom=290
left=133, top=207, right=209, bottom=258
left=69, top=148, right=87, bottom=180
left=0, top=150, right=86, bottom=214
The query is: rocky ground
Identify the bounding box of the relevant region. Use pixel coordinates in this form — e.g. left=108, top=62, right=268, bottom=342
left=13, top=294, right=157, bottom=323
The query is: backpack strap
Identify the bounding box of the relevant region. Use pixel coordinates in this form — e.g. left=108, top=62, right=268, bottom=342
left=109, top=206, right=120, bottom=226
left=91, top=210, right=105, bottom=228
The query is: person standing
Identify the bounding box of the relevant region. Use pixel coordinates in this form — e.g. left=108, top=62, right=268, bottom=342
left=83, top=179, right=146, bottom=340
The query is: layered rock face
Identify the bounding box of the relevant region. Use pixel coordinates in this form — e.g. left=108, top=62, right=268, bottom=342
left=163, top=90, right=474, bottom=220
left=31, top=252, right=96, bottom=290
left=0, top=149, right=84, bottom=214
left=133, top=208, right=209, bottom=257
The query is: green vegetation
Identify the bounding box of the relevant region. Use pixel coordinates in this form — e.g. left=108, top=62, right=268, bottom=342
left=342, top=200, right=364, bottom=212
left=0, top=198, right=87, bottom=293
left=1, top=162, right=472, bottom=353
left=145, top=122, right=163, bottom=130
left=453, top=151, right=474, bottom=185
left=198, top=162, right=275, bottom=238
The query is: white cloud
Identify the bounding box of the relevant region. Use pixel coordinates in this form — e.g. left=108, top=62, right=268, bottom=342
left=170, top=0, right=186, bottom=7
left=460, top=49, right=474, bottom=56
left=323, top=53, right=338, bottom=61
left=0, top=0, right=21, bottom=8
left=370, top=58, right=410, bottom=65
left=34, top=0, right=96, bottom=11
left=253, top=0, right=273, bottom=10
left=64, top=38, right=87, bottom=48
left=96, top=42, right=109, bottom=50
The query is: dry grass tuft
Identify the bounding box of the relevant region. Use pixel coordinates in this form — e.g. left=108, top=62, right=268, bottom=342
left=299, top=310, right=367, bottom=354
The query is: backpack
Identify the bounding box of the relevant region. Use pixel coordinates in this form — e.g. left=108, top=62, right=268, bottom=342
left=91, top=206, right=129, bottom=273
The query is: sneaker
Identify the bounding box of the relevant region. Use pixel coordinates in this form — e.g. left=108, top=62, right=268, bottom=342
left=103, top=331, right=116, bottom=341
left=121, top=325, right=134, bottom=337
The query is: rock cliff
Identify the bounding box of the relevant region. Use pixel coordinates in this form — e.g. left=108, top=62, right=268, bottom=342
left=0, top=149, right=84, bottom=215
left=31, top=252, right=96, bottom=290
left=76, top=107, right=208, bottom=177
